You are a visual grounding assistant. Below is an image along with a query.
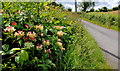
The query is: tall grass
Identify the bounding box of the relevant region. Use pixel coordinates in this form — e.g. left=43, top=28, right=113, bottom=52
left=80, top=12, right=118, bottom=31
left=64, top=21, right=110, bottom=69
left=57, top=12, right=111, bottom=69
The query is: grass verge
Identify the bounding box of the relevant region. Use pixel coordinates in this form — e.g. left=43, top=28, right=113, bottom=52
left=63, top=12, right=111, bottom=69
left=80, top=17, right=118, bottom=32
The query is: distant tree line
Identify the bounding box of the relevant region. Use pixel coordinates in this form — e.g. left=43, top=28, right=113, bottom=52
left=88, top=4, right=120, bottom=12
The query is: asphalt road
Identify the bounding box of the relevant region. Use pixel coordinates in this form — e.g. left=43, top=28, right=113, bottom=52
left=81, top=20, right=119, bottom=69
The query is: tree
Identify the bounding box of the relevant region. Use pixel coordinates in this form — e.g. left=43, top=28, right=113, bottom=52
left=113, top=7, right=118, bottom=11
left=102, top=7, right=108, bottom=12
left=90, top=8, right=94, bottom=12
left=78, top=0, right=95, bottom=12
left=118, top=5, right=120, bottom=9
left=68, top=8, right=72, bottom=12
left=98, top=7, right=108, bottom=12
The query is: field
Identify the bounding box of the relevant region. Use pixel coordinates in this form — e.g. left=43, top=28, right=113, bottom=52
left=104, top=10, right=119, bottom=15
left=0, top=2, right=110, bottom=70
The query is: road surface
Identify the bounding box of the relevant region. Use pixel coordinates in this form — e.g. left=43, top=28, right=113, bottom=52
left=81, top=20, right=119, bottom=69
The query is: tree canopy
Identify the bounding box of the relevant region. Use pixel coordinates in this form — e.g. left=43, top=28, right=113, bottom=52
left=78, top=0, right=95, bottom=12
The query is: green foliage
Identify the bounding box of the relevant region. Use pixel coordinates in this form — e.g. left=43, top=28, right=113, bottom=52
left=90, top=8, right=94, bottom=12
left=2, top=44, right=9, bottom=52
left=98, top=6, right=108, bottom=12
left=63, top=12, right=110, bottom=69
left=80, top=12, right=118, bottom=31
left=78, top=0, right=95, bottom=12
left=1, top=2, right=110, bottom=70
left=113, top=7, right=118, bottom=11
left=1, top=2, right=71, bottom=70
left=67, top=8, right=72, bottom=12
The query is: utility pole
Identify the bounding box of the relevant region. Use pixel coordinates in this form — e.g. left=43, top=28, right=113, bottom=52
left=75, top=0, right=77, bottom=13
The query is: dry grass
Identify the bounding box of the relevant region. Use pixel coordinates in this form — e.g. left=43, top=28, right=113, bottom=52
left=104, top=10, right=120, bottom=15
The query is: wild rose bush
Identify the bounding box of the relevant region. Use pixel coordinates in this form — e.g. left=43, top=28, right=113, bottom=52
left=1, top=2, right=73, bottom=70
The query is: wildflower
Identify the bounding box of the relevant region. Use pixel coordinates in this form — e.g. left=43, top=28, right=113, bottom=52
left=25, top=24, right=29, bottom=28
left=60, top=47, right=65, bottom=50
left=39, top=33, right=44, bottom=36
left=57, top=31, right=63, bottom=36
left=23, top=37, right=28, bottom=40
left=27, top=31, right=36, bottom=38
left=36, top=44, right=43, bottom=50
left=4, top=26, right=16, bottom=33
left=14, top=31, right=24, bottom=37
left=42, top=39, right=50, bottom=46
left=53, top=26, right=63, bottom=30
left=51, top=17, right=54, bottom=20
left=31, top=15, right=34, bottom=18
left=11, top=22, right=16, bottom=26
left=58, top=38, right=61, bottom=42
left=29, top=37, right=36, bottom=40
left=45, top=49, right=50, bottom=53
left=17, top=10, right=20, bottom=13
left=35, top=24, right=43, bottom=31
left=50, top=20, right=52, bottom=23
left=57, top=42, right=62, bottom=47
left=0, top=9, right=3, bottom=14
left=45, top=49, right=50, bottom=58
left=0, top=9, right=3, bottom=12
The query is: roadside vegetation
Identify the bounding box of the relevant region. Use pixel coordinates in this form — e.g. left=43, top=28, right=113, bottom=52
left=0, top=2, right=111, bottom=70
left=76, top=0, right=119, bottom=31
left=64, top=12, right=111, bottom=69
left=80, top=12, right=118, bottom=31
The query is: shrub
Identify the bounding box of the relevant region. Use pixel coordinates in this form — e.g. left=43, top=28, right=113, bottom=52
left=1, top=2, right=73, bottom=70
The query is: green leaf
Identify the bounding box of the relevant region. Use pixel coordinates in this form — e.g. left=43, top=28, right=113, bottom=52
left=45, top=59, right=52, bottom=64
left=0, top=50, right=6, bottom=55
left=37, top=64, right=48, bottom=69
left=50, top=63, right=56, bottom=67
left=19, top=40, right=23, bottom=47
left=21, top=50, right=29, bottom=61
left=15, top=56, right=20, bottom=63
left=55, top=20, right=60, bottom=24
left=11, top=48, right=21, bottom=51
left=2, top=44, right=9, bottom=52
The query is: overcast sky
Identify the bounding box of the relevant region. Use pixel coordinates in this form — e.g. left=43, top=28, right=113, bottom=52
left=56, top=0, right=119, bottom=12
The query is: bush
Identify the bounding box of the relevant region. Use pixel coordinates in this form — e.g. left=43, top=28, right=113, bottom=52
left=1, top=2, right=74, bottom=70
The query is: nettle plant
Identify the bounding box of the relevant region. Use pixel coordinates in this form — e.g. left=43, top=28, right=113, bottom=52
left=1, top=2, right=72, bottom=70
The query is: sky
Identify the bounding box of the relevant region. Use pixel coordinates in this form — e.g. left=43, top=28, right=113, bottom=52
left=56, top=0, right=119, bottom=12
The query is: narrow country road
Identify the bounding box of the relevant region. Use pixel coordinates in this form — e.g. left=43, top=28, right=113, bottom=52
left=81, top=20, right=119, bottom=69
